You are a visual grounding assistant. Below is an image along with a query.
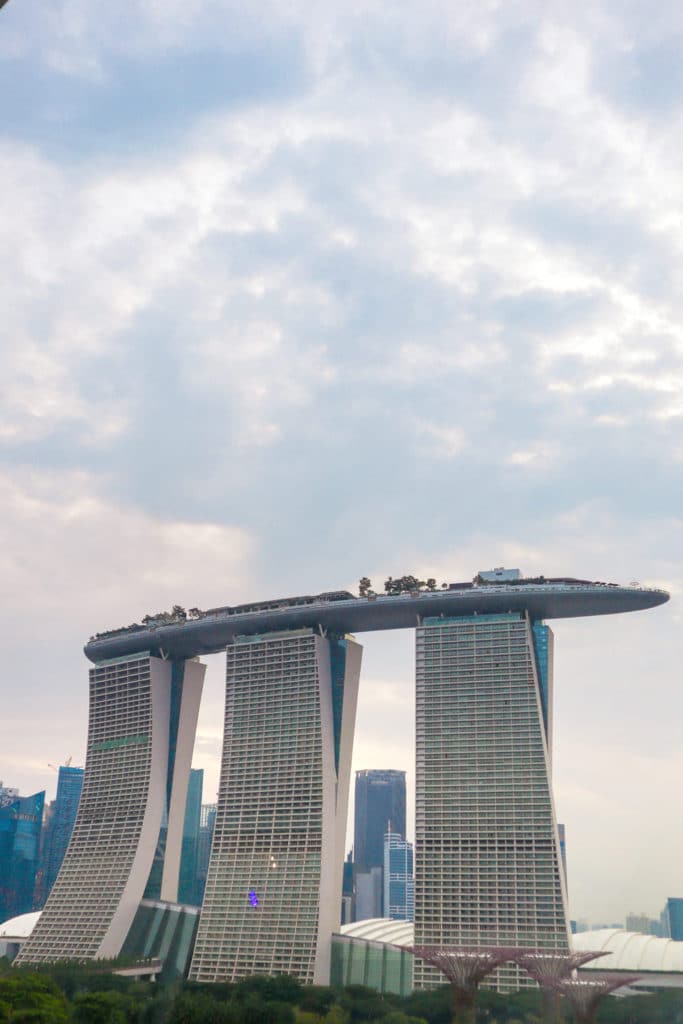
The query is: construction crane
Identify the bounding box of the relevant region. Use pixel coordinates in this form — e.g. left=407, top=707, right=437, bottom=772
left=47, top=756, right=73, bottom=772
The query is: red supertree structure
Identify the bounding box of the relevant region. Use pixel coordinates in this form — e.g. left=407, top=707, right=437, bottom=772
left=401, top=945, right=526, bottom=1024
left=511, top=950, right=609, bottom=1024
left=546, top=973, right=641, bottom=1024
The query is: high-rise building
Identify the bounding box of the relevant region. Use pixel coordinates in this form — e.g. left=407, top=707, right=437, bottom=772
left=626, top=912, right=658, bottom=935
left=0, top=787, right=20, bottom=808
left=663, top=899, right=683, bottom=941
left=384, top=833, right=414, bottom=921
left=16, top=577, right=667, bottom=977
left=16, top=655, right=204, bottom=963
left=195, top=803, right=216, bottom=906
left=341, top=852, right=354, bottom=925
left=558, top=823, right=567, bottom=889
left=40, top=767, right=84, bottom=903
left=0, top=791, right=45, bottom=924
left=178, top=769, right=203, bottom=905
left=354, top=770, right=406, bottom=873
left=190, top=629, right=362, bottom=985
left=354, top=867, right=383, bottom=920
left=414, top=613, right=569, bottom=989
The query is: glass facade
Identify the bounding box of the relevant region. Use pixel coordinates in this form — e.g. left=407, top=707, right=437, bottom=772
left=121, top=898, right=199, bottom=980
left=330, top=935, right=413, bottom=995
left=666, top=898, right=683, bottom=941
left=195, top=803, right=216, bottom=907
left=354, top=770, right=406, bottom=873
left=384, top=833, right=414, bottom=921
left=40, top=768, right=84, bottom=903
left=178, top=769, right=203, bottom=905
left=415, top=613, right=569, bottom=990
left=0, top=792, right=45, bottom=924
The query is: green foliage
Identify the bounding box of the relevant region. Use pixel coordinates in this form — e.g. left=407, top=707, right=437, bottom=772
left=338, top=984, right=390, bottom=1022
left=71, top=991, right=130, bottom=1023
left=322, top=1007, right=349, bottom=1024
left=298, top=986, right=335, bottom=1017
left=381, top=1012, right=427, bottom=1024
left=233, top=974, right=302, bottom=1005
left=7, top=966, right=683, bottom=1024
left=170, top=991, right=238, bottom=1024
left=0, top=973, right=69, bottom=1024
left=294, top=1011, right=322, bottom=1024
left=402, top=984, right=451, bottom=1024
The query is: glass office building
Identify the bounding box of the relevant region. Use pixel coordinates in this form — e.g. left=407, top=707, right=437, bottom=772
left=0, top=792, right=45, bottom=924
left=384, top=833, right=414, bottom=922
left=664, top=898, right=683, bottom=941
left=41, top=767, right=84, bottom=902
left=178, top=769, right=203, bottom=905
left=354, top=770, right=406, bottom=873
left=414, top=613, right=569, bottom=989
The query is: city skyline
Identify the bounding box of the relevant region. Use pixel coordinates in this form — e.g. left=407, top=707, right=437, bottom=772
left=2, top=0, right=683, bottom=933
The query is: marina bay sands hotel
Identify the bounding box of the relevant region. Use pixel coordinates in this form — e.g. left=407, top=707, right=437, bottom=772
left=16, top=571, right=668, bottom=985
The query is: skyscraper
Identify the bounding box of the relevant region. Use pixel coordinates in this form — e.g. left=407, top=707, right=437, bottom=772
left=17, top=655, right=204, bottom=963
left=190, top=629, right=362, bottom=984
left=354, top=769, right=406, bottom=920
left=178, top=768, right=203, bottom=905
left=40, top=766, right=84, bottom=902
left=0, top=791, right=45, bottom=924
left=195, top=803, right=216, bottom=906
left=17, top=577, right=667, bottom=976
left=662, top=899, right=683, bottom=940
left=354, top=770, right=406, bottom=871
left=414, top=612, right=569, bottom=989
left=384, top=833, right=414, bottom=921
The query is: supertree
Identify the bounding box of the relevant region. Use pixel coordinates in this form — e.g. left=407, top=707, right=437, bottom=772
left=511, top=950, right=609, bottom=1024
left=547, top=973, right=641, bottom=1024
left=401, top=945, right=524, bottom=1024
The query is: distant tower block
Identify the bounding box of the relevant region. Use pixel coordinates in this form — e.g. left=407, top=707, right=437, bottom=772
left=17, top=654, right=204, bottom=963
left=190, top=629, right=362, bottom=985
left=414, top=613, right=569, bottom=990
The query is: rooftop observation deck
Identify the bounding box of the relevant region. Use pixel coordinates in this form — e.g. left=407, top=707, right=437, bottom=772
left=84, top=578, right=669, bottom=664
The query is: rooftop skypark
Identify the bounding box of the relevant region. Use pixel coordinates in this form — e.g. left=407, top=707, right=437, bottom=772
left=84, top=570, right=669, bottom=664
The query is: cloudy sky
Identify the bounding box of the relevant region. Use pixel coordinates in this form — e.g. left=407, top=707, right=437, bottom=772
left=2, top=0, right=682, bottom=926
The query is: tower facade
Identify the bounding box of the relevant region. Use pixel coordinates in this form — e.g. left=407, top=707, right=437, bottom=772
left=16, top=654, right=204, bottom=963
left=41, top=766, right=84, bottom=902
left=178, top=768, right=203, bottom=905
left=384, top=832, right=414, bottom=921
left=190, top=629, right=361, bottom=985
left=0, top=791, right=45, bottom=924
left=354, top=770, right=406, bottom=872
left=414, top=613, right=569, bottom=989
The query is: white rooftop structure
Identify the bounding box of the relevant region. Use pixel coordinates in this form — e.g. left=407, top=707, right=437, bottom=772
left=574, top=929, right=683, bottom=983
left=0, top=911, right=41, bottom=939
left=339, top=921, right=683, bottom=991
left=340, top=918, right=413, bottom=946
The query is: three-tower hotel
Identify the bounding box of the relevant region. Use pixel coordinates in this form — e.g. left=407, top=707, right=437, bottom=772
left=16, top=571, right=668, bottom=985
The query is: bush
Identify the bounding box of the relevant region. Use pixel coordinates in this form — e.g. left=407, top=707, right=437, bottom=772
left=71, top=991, right=130, bottom=1023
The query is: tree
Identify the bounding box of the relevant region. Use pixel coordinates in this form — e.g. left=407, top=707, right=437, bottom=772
left=426, top=579, right=437, bottom=591
left=322, top=1007, right=349, bottom=1024
left=358, top=578, right=372, bottom=597
left=71, top=991, right=129, bottom=1024
left=0, top=974, right=69, bottom=1024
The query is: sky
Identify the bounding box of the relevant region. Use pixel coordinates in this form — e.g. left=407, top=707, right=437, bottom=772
left=1, top=0, right=682, bottom=927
